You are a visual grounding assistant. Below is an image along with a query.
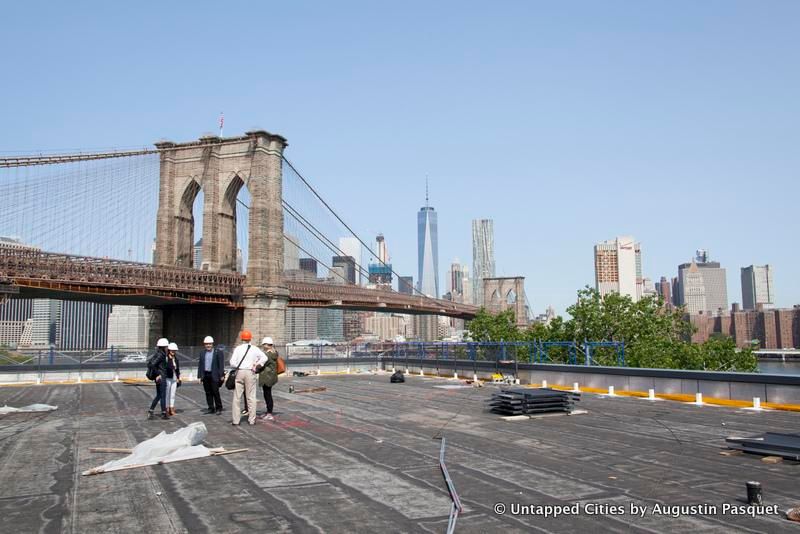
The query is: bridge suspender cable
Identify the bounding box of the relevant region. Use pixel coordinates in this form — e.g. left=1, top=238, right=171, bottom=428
left=237, top=197, right=373, bottom=284
left=282, top=156, right=445, bottom=306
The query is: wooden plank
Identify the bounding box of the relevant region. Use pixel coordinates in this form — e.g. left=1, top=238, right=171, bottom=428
left=210, top=448, right=248, bottom=456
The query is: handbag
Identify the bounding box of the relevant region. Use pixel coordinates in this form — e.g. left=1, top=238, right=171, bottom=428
left=225, top=345, right=250, bottom=390
left=276, top=355, right=286, bottom=375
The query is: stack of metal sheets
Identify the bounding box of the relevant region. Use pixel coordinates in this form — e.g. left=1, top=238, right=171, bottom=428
left=487, top=388, right=580, bottom=416
left=725, top=432, right=800, bottom=460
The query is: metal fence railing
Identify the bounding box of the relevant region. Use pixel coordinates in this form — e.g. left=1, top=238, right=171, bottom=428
left=387, top=341, right=626, bottom=367
left=0, top=341, right=626, bottom=379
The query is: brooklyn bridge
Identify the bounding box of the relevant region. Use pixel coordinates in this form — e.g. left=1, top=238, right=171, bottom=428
left=0, top=131, right=478, bottom=347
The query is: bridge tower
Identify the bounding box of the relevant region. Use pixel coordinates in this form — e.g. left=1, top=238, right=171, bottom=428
left=154, top=131, right=289, bottom=346
left=482, top=276, right=529, bottom=328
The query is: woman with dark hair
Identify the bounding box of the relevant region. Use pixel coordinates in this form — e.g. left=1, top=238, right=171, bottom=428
left=164, top=342, right=182, bottom=416
left=148, top=338, right=169, bottom=420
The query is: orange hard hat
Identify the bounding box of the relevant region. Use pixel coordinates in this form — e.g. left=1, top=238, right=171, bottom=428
left=240, top=330, right=252, bottom=341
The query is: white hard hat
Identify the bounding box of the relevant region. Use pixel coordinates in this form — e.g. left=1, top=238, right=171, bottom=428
left=261, top=336, right=274, bottom=345
left=167, top=342, right=179, bottom=351
left=203, top=336, right=214, bottom=344
left=156, top=338, right=169, bottom=347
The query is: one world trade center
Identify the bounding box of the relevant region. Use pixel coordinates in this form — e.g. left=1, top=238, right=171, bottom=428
left=417, top=186, right=439, bottom=298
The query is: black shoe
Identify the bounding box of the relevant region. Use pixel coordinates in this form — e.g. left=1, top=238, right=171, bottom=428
left=204, top=408, right=215, bottom=414
left=161, top=412, right=169, bottom=420
left=215, top=408, right=223, bottom=415
left=231, top=422, right=239, bottom=426
left=147, top=409, right=154, bottom=419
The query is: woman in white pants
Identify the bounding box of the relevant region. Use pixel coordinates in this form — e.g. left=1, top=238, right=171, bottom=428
left=165, top=343, right=182, bottom=416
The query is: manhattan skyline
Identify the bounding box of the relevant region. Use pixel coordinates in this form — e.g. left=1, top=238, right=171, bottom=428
left=1, top=1, right=798, bottom=314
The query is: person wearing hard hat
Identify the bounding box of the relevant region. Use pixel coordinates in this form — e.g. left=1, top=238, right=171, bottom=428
left=228, top=330, right=267, bottom=425
left=258, top=337, right=280, bottom=421
left=164, top=343, right=182, bottom=416
left=148, top=338, right=170, bottom=420
left=197, top=335, right=225, bottom=414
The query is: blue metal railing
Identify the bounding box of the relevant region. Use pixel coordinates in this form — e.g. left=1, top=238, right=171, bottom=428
left=389, top=341, right=626, bottom=367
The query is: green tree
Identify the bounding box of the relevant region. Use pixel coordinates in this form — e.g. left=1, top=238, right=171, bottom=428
left=466, top=309, right=521, bottom=343
left=467, top=286, right=757, bottom=372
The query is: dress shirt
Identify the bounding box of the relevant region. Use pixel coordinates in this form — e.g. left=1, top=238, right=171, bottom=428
left=204, top=350, right=213, bottom=372
left=229, top=343, right=267, bottom=370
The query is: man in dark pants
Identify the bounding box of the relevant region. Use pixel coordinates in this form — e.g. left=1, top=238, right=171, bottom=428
left=197, top=336, right=225, bottom=414
left=148, top=338, right=169, bottom=420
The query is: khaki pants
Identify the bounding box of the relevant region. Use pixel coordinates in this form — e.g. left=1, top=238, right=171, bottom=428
left=232, top=369, right=257, bottom=424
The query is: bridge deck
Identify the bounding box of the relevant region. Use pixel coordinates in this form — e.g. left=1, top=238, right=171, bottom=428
left=1, top=376, right=798, bottom=533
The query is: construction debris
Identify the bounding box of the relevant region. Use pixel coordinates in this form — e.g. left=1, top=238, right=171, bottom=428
left=0, top=403, right=58, bottom=414
left=82, top=422, right=246, bottom=476
left=726, top=432, right=800, bottom=461
left=488, top=388, right=580, bottom=416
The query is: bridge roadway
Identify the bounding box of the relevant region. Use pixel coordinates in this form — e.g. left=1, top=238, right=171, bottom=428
left=0, top=248, right=478, bottom=319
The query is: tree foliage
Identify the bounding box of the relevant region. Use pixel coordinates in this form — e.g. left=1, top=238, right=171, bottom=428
left=467, top=286, right=757, bottom=372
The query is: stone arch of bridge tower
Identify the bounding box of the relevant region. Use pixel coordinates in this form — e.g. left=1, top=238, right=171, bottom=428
left=506, top=288, right=517, bottom=304
left=176, top=177, right=201, bottom=268
left=218, top=172, right=247, bottom=272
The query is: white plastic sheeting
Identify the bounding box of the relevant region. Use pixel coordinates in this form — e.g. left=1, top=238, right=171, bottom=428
left=91, top=422, right=210, bottom=474
left=0, top=403, right=58, bottom=413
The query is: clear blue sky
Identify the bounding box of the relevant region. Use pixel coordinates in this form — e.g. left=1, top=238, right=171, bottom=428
left=2, top=1, right=799, bottom=314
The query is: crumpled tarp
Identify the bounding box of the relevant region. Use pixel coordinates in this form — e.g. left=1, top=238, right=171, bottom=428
left=0, top=403, right=58, bottom=413
left=93, top=422, right=210, bottom=473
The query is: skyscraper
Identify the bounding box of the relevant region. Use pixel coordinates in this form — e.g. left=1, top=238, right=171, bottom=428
left=472, top=219, right=495, bottom=306
left=193, top=238, right=203, bottom=270
left=107, top=306, right=150, bottom=349
left=284, top=233, right=300, bottom=271
left=332, top=256, right=357, bottom=285
left=741, top=265, right=774, bottom=310
left=398, top=276, right=414, bottom=295
left=285, top=269, right=319, bottom=342
left=368, top=234, right=392, bottom=287
left=59, top=301, right=112, bottom=350
left=30, top=299, right=61, bottom=347
left=680, top=261, right=707, bottom=315
left=338, top=237, right=362, bottom=285
left=0, top=298, right=33, bottom=348
left=447, top=259, right=464, bottom=296
left=594, top=236, right=641, bottom=302
left=317, top=266, right=346, bottom=341
left=299, top=258, right=318, bottom=277
left=417, top=189, right=439, bottom=298
left=677, top=251, right=728, bottom=315
left=375, top=234, right=389, bottom=263
left=656, top=276, right=672, bottom=305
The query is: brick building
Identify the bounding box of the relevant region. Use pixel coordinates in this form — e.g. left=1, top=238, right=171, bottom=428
left=689, top=304, right=800, bottom=349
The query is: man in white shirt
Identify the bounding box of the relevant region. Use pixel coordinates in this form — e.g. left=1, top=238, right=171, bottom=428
left=229, top=329, right=267, bottom=425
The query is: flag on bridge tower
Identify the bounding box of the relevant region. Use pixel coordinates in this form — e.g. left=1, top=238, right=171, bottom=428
left=219, top=112, right=224, bottom=137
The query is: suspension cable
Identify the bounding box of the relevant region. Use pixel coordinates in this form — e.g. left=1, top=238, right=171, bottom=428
left=282, top=156, right=443, bottom=305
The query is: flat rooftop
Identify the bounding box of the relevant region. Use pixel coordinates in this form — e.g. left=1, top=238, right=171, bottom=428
left=1, top=375, right=798, bottom=533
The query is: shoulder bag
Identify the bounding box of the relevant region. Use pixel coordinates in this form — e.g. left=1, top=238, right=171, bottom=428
left=224, top=345, right=250, bottom=390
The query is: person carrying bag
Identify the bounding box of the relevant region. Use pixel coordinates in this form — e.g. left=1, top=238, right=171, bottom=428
left=228, top=330, right=266, bottom=426
left=225, top=345, right=249, bottom=391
